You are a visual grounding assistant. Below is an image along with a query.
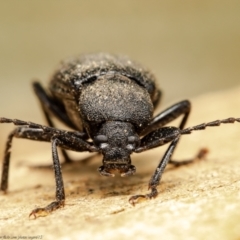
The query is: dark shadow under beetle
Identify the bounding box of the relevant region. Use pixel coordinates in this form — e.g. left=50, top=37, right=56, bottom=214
left=0, top=53, right=239, bottom=218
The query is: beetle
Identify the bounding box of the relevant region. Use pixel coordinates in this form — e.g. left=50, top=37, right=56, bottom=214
left=0, top=53, right=239, bottom=218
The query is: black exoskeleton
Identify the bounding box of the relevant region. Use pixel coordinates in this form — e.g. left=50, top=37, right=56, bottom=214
left=1, top=53, right=239, bottom=218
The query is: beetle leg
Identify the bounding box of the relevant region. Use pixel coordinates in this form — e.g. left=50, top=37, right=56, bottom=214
left=33, top=82, right=75, bottom=129
left=130, top=127, right=181, bottom=204
left=29, top=137, right=65, bottom=218
left=1, top=129, right=15, bottom=192
left=141, top=100, right=207, bottom=166
left=130, top=138, right=180, bottom=205
left=131, top=100, right=201, bottom=203
left=130, top=100, right=192, bottom=205
left=0, top=127, right=53, bottom=192
left=33, top=82, right=77, bottom=164
left=0, top=121, right=97, bottom=218
left=28, top=134, right=98, bottom=218
left=33, top=82, right=94, bottom=165
left=131, top=116, right=240, bottom=205
left=141, top=100, right=190, bottom=136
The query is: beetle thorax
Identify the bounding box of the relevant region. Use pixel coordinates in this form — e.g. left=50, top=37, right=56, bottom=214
left=79, top=73, right=154, bottom=131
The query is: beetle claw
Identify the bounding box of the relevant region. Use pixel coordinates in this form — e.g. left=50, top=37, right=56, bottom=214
left=29, top=201, right=64, bottom=219
left=129, top=188, right=158, bottom=206
left=129, top=194, right=150, bottom=206
left=29, top=208, right=49, bottom=219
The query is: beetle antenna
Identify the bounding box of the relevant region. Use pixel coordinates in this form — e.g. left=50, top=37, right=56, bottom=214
left=181, top=117, right=240, bottom=135
left=0, top=117, right=57, bottom=132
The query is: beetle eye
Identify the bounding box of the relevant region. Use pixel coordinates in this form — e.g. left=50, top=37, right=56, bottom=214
left=128, top=136, right=137, bottom=144
left=94, top=135, right=108, bottom=144
left=127, top=136, right=140, bottom=150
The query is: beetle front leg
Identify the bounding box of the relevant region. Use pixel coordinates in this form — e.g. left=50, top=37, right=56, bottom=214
left=29, top=137, right=65, bottom=218
left=129, top=127, right=181, bottom=205
left=130, top=138, right=180, bottom=205
left=28, top=134, right=97, bottom=218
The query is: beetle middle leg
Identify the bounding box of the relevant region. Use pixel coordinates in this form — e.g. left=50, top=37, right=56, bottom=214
left=130, top=100, right=206, bottom=204
left=33, top=82, right=79, bottom=164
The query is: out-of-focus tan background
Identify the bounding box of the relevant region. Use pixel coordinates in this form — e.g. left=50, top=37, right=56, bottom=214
left=0, top=1, right=240, bottom=240
left=0, top=0, right=239, bottom=156
left=1, top=1, right=240, bottom=113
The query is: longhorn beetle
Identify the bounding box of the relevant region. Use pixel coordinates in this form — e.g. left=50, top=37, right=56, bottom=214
left=1, top=53, right=239, bottom=218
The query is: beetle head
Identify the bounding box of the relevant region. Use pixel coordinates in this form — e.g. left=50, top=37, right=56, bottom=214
left=94, top=121, right=139, bottom=177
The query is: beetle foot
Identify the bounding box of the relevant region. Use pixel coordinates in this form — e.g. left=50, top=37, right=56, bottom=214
left=29, top=200, right=64, bottom=219
left=129, top=188, right=158, bottom=206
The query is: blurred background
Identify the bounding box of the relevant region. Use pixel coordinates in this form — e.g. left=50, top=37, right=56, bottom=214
left=0, top=0, right=239, bottom=157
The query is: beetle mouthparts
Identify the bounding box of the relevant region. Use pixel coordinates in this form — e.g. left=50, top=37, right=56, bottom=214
left=98, top=164, right=136, bottom=177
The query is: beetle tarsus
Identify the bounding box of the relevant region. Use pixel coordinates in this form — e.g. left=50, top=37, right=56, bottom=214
left=29, top=200, right=64, bottom=219
left=129, top=188, right=158, bottom=206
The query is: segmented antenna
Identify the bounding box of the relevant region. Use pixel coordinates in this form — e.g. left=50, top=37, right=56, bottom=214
left=0, top=117, right=86, bottom=138
left=0, top=117, right=61, bottom=133
left=181, top=117, right=240, bottom=135
left=0, top=117, right=43, bottom=128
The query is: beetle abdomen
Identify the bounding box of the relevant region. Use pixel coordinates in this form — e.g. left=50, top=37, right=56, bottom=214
left=79, top=73, right=153, bottom=128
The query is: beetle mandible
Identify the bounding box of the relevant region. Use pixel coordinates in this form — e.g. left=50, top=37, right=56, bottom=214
left=0, top=53, right=239, bottom=218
